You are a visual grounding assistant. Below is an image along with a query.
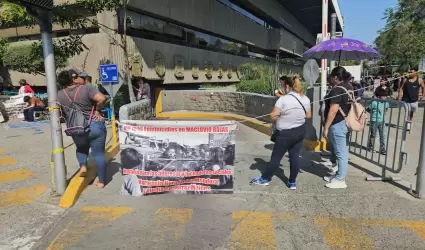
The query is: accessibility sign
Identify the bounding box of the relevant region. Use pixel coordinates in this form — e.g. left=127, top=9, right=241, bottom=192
left=99, top=64, right=119, bottom=83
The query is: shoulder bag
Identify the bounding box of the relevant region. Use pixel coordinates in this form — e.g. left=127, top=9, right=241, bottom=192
left=270, top=94, right=307, bottom=142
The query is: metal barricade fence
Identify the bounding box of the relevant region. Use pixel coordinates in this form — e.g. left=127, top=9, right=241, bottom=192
left=349, top=97, right=409, bottom=181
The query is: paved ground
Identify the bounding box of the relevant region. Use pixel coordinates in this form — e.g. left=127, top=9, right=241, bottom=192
left=27, top=122, right=425, bottom=250
left=0, top=120, right=112, bottom=250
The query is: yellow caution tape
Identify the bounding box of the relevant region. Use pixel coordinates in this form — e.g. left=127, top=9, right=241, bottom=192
left=47, top=106, right=60, bottom=111
left=52, top=148, right=64, bottom=154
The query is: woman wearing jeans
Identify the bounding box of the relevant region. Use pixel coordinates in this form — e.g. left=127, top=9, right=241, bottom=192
left=57, top=69, right=107, bottom=188
left=322, top=66, right=352, bottom=189
left=251, top=76, right=311, bottom=189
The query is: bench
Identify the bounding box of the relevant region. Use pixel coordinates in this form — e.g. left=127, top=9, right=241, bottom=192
left=34, top=109, right=50, bottom=121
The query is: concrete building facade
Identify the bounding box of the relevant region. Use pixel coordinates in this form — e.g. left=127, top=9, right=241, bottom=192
left=0, top=0, right=343, bottom=87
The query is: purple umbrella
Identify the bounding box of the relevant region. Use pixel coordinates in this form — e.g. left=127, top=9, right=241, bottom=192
left=303, top=38, right=381, bottom=61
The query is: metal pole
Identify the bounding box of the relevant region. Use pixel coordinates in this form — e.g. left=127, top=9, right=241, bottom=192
left=109, top=83, right=118, bottom=147
left=416, top=109, right=425, bottom=198
left=320, top=0, right=329, bottom=100
left=40, top=11, right=67, bottom=195
left=330, top=13, right=337, bottom=71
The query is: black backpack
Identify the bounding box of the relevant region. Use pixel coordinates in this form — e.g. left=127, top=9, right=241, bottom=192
left=62, top=85, right=94, bottom=136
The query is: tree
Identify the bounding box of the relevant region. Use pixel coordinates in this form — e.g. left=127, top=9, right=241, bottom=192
left=339, top=60, right=361, bottom=66
left=0, top=0, right=137, bottom=102
left=374, top=1, right=425, bottom=71
left=2, top=37, right=83, bottom=75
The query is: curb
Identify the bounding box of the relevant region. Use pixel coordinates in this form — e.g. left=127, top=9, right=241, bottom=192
left=59, top=143, right=120, bottom=208
left=157, top=111, right=325, bottom=151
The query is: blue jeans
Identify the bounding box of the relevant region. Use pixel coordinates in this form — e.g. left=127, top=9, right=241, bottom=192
left=262, top=124, right=306, bottom=182
left=328, top=120, right=349, bottom=180
left=367, top=121, right=386, bottom=151
left=72, top=121, right=107, bottom=183
left=24, top=106, right=44, bottom=122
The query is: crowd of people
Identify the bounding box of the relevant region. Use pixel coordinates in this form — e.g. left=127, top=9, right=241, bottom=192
left=251, top=66, right=425, bottom=190
left=14, top=65, right=425, bottom=192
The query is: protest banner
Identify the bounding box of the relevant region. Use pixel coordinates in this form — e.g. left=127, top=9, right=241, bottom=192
left=118, top=120, right=236, bottom=196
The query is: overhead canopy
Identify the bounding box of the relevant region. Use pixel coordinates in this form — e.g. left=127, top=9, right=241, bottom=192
left=10, top=0, right=54, bottom=10
left=276, top=0, right=344, bottom=34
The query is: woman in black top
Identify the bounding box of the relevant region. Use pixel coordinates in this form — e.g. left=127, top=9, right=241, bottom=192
left=322, top=66, right=352, bottom=189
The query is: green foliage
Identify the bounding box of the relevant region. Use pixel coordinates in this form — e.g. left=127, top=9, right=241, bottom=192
left=200, top=83, right=228, bottom=88
left=237, top=63, right=264, bottom=81
left=0, top=2, right=36, bottom=27
left=236, top=63, right=295, bottom=95
left=0, top=38, right=8, bottom=64
left=2, top=38, right=82, bottom=75
left=339, top=60, right=362, bottom=66
left=0, top=0, right=122, bottom=75
left=374, top=1, right=425, bottom=71
left=113, top=84, right=131, bottom=114
left=236, top=80, right=271, bottom=95
left=235, top=63, right=309, bottom=96
left=0, top=0, right=123, bottom=29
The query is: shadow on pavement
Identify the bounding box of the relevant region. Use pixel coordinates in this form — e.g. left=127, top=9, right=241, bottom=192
left=348, top=160, right=410, bottom=192
left=249, top=157, right=288, bottom=183
left=105, top=162, right=121, bottom=185
left=299, top=151, right=330, bottom=179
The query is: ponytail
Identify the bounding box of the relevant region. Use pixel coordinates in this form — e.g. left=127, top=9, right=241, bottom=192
left=292, top=76, right=304, bottom=96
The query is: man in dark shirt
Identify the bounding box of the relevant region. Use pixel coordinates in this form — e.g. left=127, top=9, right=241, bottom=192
left=398, top=69, right=425, bottom=130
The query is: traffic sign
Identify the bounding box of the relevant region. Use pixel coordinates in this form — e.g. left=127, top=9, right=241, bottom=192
left=303, top=59, right=320, bottom=86
left=99, top=64, right=119, bottom=83
left=102, top=82, right=123, bottom=97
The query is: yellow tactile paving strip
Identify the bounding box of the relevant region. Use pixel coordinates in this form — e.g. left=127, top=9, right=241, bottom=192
left=47, top=207, right=132, bottom=250
left=46, top=207, right=425, bottom=250
left=0, top=147, right=47, bottom=208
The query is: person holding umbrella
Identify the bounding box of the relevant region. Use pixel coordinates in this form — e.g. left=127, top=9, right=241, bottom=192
left=322, top=66, right=352, bottom=189
left=303, top=37, right=381, bottom=189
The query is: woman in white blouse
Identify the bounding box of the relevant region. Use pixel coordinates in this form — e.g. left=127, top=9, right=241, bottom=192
left=251, top=76, right=311, bottom=190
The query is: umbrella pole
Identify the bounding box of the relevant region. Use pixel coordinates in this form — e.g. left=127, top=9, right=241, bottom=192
left=338, top=50, right=342, bottom=66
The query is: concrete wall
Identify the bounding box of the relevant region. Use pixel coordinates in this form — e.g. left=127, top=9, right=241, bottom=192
left=119, top=99, right=153, bottom=121
left=161, top=89, right=320, bottom=141
left=162, top=90, right=276, bottom=122
left=124, top=36, right=302, bottom=84
left=4, top=32, right=301, bottom=87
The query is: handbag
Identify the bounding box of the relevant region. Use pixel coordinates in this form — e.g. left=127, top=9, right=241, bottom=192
left=270, top=94, right=307, bottom=142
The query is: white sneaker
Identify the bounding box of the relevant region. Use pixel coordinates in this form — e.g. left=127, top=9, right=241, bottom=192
left=323, top=175, right=335, bottom=182
left=325, top=179, right=347, bottom=189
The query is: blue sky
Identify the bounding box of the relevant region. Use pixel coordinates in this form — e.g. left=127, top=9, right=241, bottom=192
left=339, top=0, right=398, bottom=45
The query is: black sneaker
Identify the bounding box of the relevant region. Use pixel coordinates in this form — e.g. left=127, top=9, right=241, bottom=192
left=380, top=150, right=386, bottom=155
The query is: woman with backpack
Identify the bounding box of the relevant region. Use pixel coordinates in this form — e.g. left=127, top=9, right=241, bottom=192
left=322, top=66, right=352, bottom=189
left=57, top=69, right=108, bottom=188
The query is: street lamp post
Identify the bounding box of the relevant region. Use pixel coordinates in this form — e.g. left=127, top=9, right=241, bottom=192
left=321, top=0, right=329, bottom=100
left=13, top=0, right=67, bottom=195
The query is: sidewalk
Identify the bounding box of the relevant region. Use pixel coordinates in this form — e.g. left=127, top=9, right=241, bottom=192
left=0, top=120, right=112, bottom=250
left=35, top=123, right=425, bottom=250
